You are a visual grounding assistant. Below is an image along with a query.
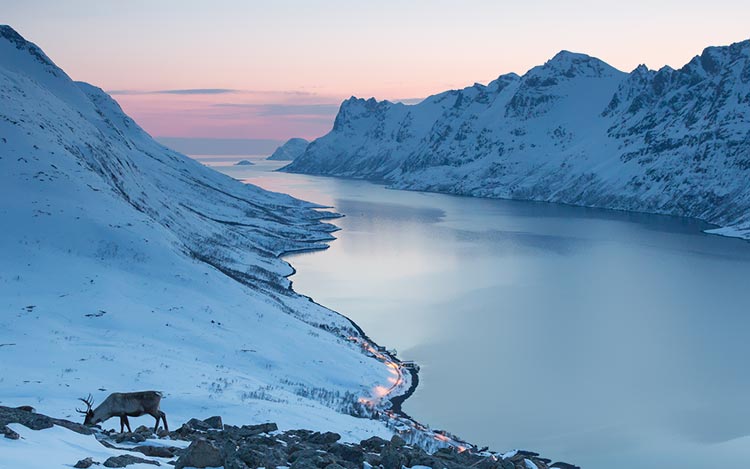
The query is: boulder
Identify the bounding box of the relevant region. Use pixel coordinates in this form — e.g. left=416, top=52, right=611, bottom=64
left=329, top=443, right=364, bottom=464
left=103, top=454, right=159, bottom=467
left=389, top=435, right=406, bottom=448
left=380, top=444, right=406, bottom=469
left=223, top=422, right=278, bottom=439
left=1, top=424, right=20, bottom=440
left=73, top=457, right=97, bottom=468
left=550, top=463, right=580, bottom=469
left=132, top=444, right=177, bottom=458
left=203, top=415, right=223, bottom=429
left=185, top=418, right=213, bottom=432
left=175, top=438, right=223, bottom=469
left=0, top=405, right=92, bottom=435
left=307, top=431, right=341, bottom=446
left=359, top=436, right=388, bottom=452
left=113, top=432, right=146, bottom=444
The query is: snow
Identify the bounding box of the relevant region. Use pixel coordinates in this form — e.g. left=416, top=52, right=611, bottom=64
left=267, top=138, right=310, bottom=161
left=0, top=23, right=405, bottom=449
left=0, top=424, right=173, bottom=469
left=284, top=39, right=750, bottom=241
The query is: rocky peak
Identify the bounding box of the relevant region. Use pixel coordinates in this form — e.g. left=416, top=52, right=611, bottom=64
left=530, top=50, right=622, bottom=80
left=0, top=25, right=59, bottom=73
left=333, top=96, right=394, bottom=131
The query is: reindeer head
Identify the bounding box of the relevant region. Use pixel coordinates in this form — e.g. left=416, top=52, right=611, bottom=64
left=76, top=394, right=95, bottom=425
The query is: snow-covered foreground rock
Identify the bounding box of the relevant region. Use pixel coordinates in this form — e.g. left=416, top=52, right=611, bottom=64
left=285, top=40, right=750, bottom=239
left=0, top=24, right=402, bottom=442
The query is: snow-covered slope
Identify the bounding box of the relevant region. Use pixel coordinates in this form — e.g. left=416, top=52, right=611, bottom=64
left=284, top=41, right=750, bottom=239
left=266, top=137, right=309, bottom=161
left=0, top=25, right=402, bottom=439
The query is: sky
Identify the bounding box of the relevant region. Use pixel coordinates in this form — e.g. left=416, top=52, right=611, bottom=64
left=3, top=0, right=749, bottom=145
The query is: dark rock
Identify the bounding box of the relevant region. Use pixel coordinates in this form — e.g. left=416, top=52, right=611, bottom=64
left=202, top=416, right=223, bottom=429
left=434, top=447, right=458, bottom=459
left=329, top=443, right=363, bottom=464
left=402, top=447, right=435, bottom=469
left=74, top=457, right=97, bottom=468
left=224, top=455, right=250, bottom=469
left=550, top=463, right=580, bottom=469
left=239, top=422, right=278, bottom=437
left=223, top=422, right=279, bottom=440
left=360, top=436, right=387, bottom=452
left=307, top=431, right=341, bottom=446
left=244, top=433, right=278, bottom=447
left=363, top=452, right=381, bottom=467
left=175, top=438, right=223, bottom=469
left=134, top=425, right=154, bottom=436
left=113, top=432, right=146, bottom=444
left=0, top=404, right=92, bottom=435
left=499, top=460, right=516, bottom=469
left=380, top=444, right=406, bottom=469
left=132, top=445, right=177, bottom=458
left=234, top=440, right=287, bottom=468
left=103, top=454, right=159, bottom=467
left=289, top=448, right=337, bottom=469
left=513, top=451, right=540, bottom=459
left=288, top=448, right=321, bottom=462
left=14, top=405, right=35, bottom=413
left=389, top=435, right=406, bottom=447
left=1, top=424, right=20, bottom=440
left=290, top=459, right=320, bottom=469
left=185, top=418, right=212, bottom=432
left=325, top=463, right=347, bottom=469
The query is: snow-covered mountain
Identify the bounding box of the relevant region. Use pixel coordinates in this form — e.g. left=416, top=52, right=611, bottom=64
left=284, top=41, right=750, bottom=239
left=267, top=137, right=309, bottom=160
left=0, top=25, right=403, bottom=439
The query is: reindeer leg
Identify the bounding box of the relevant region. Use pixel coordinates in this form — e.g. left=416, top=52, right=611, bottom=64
left=119, top=416, right=125, bottom=433
left=160, top=411, right=168, bottom=432
left=124, top=415, right=132, bottom=433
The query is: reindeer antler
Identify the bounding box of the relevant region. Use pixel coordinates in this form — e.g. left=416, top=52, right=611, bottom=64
left=76, top=394, right=94, bottom=413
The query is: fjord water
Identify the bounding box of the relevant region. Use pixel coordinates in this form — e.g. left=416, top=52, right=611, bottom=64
left=214, top=157, right=750, bottom=469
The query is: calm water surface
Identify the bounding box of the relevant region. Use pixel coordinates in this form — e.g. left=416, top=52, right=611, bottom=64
left=213, top=157, right=750, bottom=469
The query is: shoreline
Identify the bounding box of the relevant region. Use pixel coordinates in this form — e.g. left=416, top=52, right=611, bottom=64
left=281, top=167, right=750, bottom=244
left=278, top=219, right=481, bottom=456
left=279, top=241, right=421, bottom=419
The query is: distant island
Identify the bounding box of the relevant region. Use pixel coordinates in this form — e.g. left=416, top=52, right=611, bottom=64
left=234, top=159, right=255, bottom=166
left=267, top=137, right=309, bottom=161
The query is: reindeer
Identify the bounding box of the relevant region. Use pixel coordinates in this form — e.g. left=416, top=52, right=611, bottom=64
left=77, top=391, right=168, bottom=433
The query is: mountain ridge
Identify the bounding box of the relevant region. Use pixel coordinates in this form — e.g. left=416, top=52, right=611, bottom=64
left=284, top=38, right=750, bottom=239
left=0, top=24, right=402, bottom=440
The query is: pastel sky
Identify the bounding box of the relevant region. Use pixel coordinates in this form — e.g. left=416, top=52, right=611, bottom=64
left=4, top=0, right=749, bottom=141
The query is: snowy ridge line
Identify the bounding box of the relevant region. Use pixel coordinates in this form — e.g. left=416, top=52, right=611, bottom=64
left=284, top=39, right=750, bottom=241
left=0, top=23, right=400, bottom=445
left=0, top=23, right=566, bottom=466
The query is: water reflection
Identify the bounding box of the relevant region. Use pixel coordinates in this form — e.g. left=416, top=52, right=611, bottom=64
left=212, top=157, right=750, bottom=469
